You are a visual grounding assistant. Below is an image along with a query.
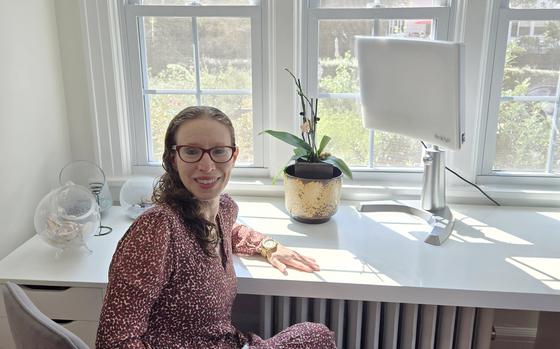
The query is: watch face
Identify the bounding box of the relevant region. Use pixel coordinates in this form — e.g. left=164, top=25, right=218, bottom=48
left=263, top=240, right=276, bottom=249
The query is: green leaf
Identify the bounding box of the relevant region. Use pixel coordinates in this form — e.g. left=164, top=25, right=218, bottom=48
left=317, top=135, right=331, bottom=155
left=293, top=148, right=308, bottom=157
left=322, top=156, right=353, bottom=179
left=260, top=130, right=313, bottom=153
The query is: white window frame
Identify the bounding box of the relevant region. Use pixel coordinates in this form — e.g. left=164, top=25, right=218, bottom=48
left=79, top=0, right=560, bottom=205
left=302, top=1, right=458, bottom=180
left=478, top=0, right=560, bottom=186
left=122, top=2, right=267, bottom=176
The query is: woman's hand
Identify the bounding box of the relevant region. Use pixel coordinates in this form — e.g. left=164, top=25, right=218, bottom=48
left=267, top=244, right=320, bottom=275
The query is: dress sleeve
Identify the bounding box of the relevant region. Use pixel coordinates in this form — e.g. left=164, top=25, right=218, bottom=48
left=221, top=193, right=267, bottom=256
left=231, top=222, right=267, bottom=256
left=96, top=209, right=175, bottom=349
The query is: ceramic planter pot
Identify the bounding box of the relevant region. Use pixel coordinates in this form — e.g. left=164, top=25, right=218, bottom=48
left=283, top=164, right=343, bottom=223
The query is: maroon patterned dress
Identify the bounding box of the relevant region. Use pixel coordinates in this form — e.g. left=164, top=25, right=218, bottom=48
left=96, top=194, right=336, bottom=348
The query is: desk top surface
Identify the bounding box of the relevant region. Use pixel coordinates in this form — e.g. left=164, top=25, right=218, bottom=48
left=1, top=197, right=559, bottom=311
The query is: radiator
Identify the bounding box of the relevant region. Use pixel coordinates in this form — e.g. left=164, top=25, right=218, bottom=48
left=257, top=296, right=495, bottom=349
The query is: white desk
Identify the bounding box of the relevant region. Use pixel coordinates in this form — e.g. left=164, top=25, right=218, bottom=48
left=0, top=197, right=559, bottom=348
left=234, top=198, right=560, bottom=312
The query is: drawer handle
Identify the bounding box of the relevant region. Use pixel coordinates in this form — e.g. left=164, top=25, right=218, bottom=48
left=20, top=284, right=70, bottom=291
left=53, top=319, right=74, bottom=325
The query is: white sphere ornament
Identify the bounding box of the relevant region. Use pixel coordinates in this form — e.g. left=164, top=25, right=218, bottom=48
left=34, top=182, right=100, bottom=252
left=119, top=176, right=155, bottom=219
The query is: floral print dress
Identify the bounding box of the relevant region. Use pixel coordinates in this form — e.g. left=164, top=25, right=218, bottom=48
left=96, top=194, right=336, bottom=349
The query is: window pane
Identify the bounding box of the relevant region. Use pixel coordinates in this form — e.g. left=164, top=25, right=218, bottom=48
left=509, top=0, right=560, bottom=9
left=139, top=0, right=255, bottom=5
left=318, top=19, right=434, bottom=94
left=503, top=21, right=560, bottom=97
left=201, top=95, right=254, bottom=164
left=198, top=18, right=252, bottom=90
left=148, top=94, right=197, bottom=162
left=494, top=101, right=553, bottom=172
left=142, top=17, right=195, bottom=90
left=316, top=99, right=369, bottom=167
left=374, top=131, right=422, bottom=167
left=495, top=19, right=560, bottom=172
left=318, top=0, right=447, bottom=8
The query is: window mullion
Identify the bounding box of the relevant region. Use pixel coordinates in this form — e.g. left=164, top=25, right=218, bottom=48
left=127, top=5, right=260, bottom=18
left=368, top=130, right=374, bottom=168
left=545, top=77, right=560, bottom=173
left=310, top=7, right=451, bottom=20
left=192, top=16, right=202, bottom=105
left=250, top=8, right=265, bottom=168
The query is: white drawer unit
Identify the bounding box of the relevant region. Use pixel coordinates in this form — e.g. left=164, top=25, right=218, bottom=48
left=0, top=285, right=103, bottom=321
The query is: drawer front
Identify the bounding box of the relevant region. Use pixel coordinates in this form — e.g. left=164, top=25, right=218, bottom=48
left=62, top=320, right=98, bottom=348
left=0, top=316, right=16, bottom=349
left=0, top=285, right=103, bottom=321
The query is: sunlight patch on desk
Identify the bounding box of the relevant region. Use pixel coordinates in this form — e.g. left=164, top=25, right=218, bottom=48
left=236, top=217, right=308, bottom=237
left=536, top=211, right=560, bottom=221
left=237, top=201, right=288, bottom=219
left=237, top=249, right=400, bottom=286
left=506, top=257, right=560, bottom=290
left=361, top=211, right=428, bottom=241
left=453, top=213, right=532, bottom=245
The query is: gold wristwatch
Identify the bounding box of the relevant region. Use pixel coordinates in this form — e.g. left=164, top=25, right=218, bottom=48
left=258, top=238, right=278, bottom=259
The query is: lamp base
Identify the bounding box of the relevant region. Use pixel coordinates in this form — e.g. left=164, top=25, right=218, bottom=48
left=358, top=203, right=454, bottom=246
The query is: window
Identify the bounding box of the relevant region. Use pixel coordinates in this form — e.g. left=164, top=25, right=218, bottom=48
left=481, top=0, right=560, bottom=176
left=123, top=0, right=265, bottom=168
left=304, top=0, right=455, bottom=171
left=82, top=0, right=560, bottom=203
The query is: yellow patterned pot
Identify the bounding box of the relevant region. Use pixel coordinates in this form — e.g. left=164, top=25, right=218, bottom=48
left=283, top=164, right=343, bottom=223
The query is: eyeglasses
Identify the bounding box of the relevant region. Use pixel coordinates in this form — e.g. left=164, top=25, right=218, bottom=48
left=172, top=145, right=237, bottom=163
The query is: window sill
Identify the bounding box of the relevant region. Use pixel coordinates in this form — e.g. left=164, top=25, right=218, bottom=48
left=107, top=175, right=560, bottom=208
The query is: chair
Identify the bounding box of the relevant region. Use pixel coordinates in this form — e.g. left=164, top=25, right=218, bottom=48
left=2, top=282, right=89, bottom=349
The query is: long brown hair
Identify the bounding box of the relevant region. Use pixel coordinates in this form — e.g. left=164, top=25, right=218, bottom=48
left=152, top=106, right=236, bottom=257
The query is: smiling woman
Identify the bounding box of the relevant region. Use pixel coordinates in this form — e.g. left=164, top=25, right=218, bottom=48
left=95, top=106, right=337, bottom=348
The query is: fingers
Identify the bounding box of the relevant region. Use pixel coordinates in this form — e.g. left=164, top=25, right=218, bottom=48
left=295, top=253, right=320, bottom=271
left=269, top=251, right=320, bottom=273
left=269, top=256, right=288, bottom=275
left=265, top=244, right=321, bottom=274
left=284, top=258, right=315, bottom=272
left=300, top=254, right=317, bottom=263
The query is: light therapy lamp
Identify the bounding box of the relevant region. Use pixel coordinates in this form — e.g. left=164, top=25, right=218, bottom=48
left=356, top=37, right=465, bottom=245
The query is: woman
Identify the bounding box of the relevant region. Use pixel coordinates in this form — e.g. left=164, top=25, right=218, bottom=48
left=96, top=106, right=336, bottom=348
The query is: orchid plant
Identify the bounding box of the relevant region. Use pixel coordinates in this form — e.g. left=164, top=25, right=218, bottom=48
left=262, top=69, right=353, bottom=179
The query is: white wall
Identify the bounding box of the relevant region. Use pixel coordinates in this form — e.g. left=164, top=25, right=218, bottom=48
left=0, top=0, right=72, bottom=259
left=54, top=0, right=95, bottom=163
